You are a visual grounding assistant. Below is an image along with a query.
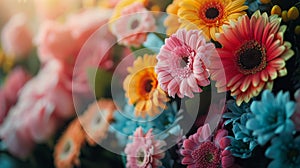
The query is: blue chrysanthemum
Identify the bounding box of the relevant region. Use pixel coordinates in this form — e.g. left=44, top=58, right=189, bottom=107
left=110, top=102, right=183, bottom=146
left=223, top=99, right=251, bottom=125
left=265, top=132, right=300, bottom=168
left=226, top=113, right=258, bottom=158
left=246, top=90, right=296, bottom=145
left=226, top=137, right=257, bottom=159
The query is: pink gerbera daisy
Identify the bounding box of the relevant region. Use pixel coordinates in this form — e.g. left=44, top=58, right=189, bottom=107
left=125, top=127, right=166, bottom=168
left=181, top=124, right=234, bottom=168
left=110, top=2, right=156, bottom=47
left=209, top=11, right=294, bottom=105
left=155, top=29, right=217, bottom=98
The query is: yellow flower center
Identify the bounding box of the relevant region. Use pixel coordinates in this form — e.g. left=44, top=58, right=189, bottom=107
left=136, top=69, right=158, bottom=98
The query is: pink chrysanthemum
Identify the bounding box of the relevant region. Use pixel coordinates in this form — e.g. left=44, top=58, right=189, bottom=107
left=209, top=11, right=294, bottom=106
left=110, top=2, right=156, bottom=47
left=155, top=29, right=217, bottom=98
left=125, top=127, right=166, bottom=168
left=181, top=124, right=234, bottom=168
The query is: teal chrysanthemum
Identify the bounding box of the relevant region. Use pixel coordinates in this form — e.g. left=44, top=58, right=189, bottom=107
left=265, top=132, right=300, bottom=168
left=246, top=90, right=296, bottom=145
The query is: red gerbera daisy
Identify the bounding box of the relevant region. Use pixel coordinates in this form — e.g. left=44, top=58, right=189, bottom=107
left=210, top=11, right=294, bottom=105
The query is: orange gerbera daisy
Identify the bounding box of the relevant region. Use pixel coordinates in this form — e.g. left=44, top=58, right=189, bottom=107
left=178, top=0, right=248, bottom=41
left=123, top=54, right=169, bottom=118
left=54, top=119, right=85, bottom=168
left=164, top=0, right=181, bottom=35
left=79, top=99, right=115, bottom=146
left=210, top=11, right=294, bottom=106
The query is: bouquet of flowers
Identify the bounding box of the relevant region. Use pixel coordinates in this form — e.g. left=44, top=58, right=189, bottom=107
left=0, top=0, right=300, bottom=168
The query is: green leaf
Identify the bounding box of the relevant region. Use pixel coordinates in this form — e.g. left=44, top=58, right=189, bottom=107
left=130, top=45, right=156, bottom=58
left=87, top=68, right=113, bottom=99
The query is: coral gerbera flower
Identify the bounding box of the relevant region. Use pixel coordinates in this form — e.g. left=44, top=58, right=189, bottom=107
left=54, top=119, right=85, bottom=168
left=155, top=29, right=216, bottom=98
left=110, top=2, right=156, bottom=47
left=164, top=0, right=181, bottom=35
left=178, top=0, right=248, bottom=41
left=210, top=11, right=294, bottom=106
left=125, top=127, right=166, bottom=168
left=79, top=99, right=116, bottom=146
left=123, top=54, right=169, bottom=118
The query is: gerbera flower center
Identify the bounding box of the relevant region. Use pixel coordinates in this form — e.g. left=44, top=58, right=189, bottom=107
left=144, top=79, right=153, bottom=93
left=236, top=40, right=267, bottom=75
left=205, top=7, right=220, bottom=19
left=180, top=56, right=190, bottom=68
left=199, top=2, right=224, bottom=24
left=136, top=148, right=146, bottom=166
left=131, top=19, right=140, bottom=30
left=60, top=140, right=73, bottom=159
left=191, top=141, right=220, bottom=168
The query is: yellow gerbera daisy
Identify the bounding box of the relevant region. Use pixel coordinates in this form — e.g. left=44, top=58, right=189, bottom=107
left=178, top=0, right=248, bottom=41
left=164, top=0, right=181, bottom=35
left=123, top=54, right=169, bottom=118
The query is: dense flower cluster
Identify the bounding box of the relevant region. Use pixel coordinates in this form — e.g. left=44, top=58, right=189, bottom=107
left=0, top=0, right=300, bottom=167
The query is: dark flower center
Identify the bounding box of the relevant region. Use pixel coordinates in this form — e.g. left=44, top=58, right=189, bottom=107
left=205, top=7, right=220, bottom=19
left=63, top=140, right=72, bottom=155
left=191, top=141, right=220, bottom=168
left=131, top=19, right=140, bottom=30
left=136, top=149, right=146, bottom=165
left=94, top=114, right=102, bottom=124
left=180, top=57, right=189, bottom=67
left=144, top=79, right=153, bottom=93
left=236, top=40, right=267, bottom=75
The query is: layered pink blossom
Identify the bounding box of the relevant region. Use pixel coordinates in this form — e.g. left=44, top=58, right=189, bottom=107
left=0, top=61, right=74, bottom=159
left=156, top=29, right=216, bottom=98
left=125, top=127, right=166, bottom=168
left=110, top=2, right=156, bottom=47
left=1, top=13, right=32, bottom=59
left=181, top=124, right=235, bottom=168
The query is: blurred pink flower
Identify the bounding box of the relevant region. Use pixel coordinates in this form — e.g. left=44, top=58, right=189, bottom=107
left=66, top=8, right=115, bottom=94
left=125, top=127, right=166, bottom=168
left=3, top=67, right=31, bottom=106
left=181, top=124, right=235, bottom=168
left=0, top=89, right=7, bottom=124
left=156, top=29, right=216, bottom=98
left=66, top=8, right=114, bottom=45
left=34, top=0, right=81, bottom=21
left=35, top=21, right=78, bottom=63
left=110, top=2, right=156, bottom=47
left=36, top=8, right=114, bottom=65
left=0, top=60, right=74, bottom=159
left=292, top=89, right=300, bottom=131
left=1, top=13, right=33, bottom=59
